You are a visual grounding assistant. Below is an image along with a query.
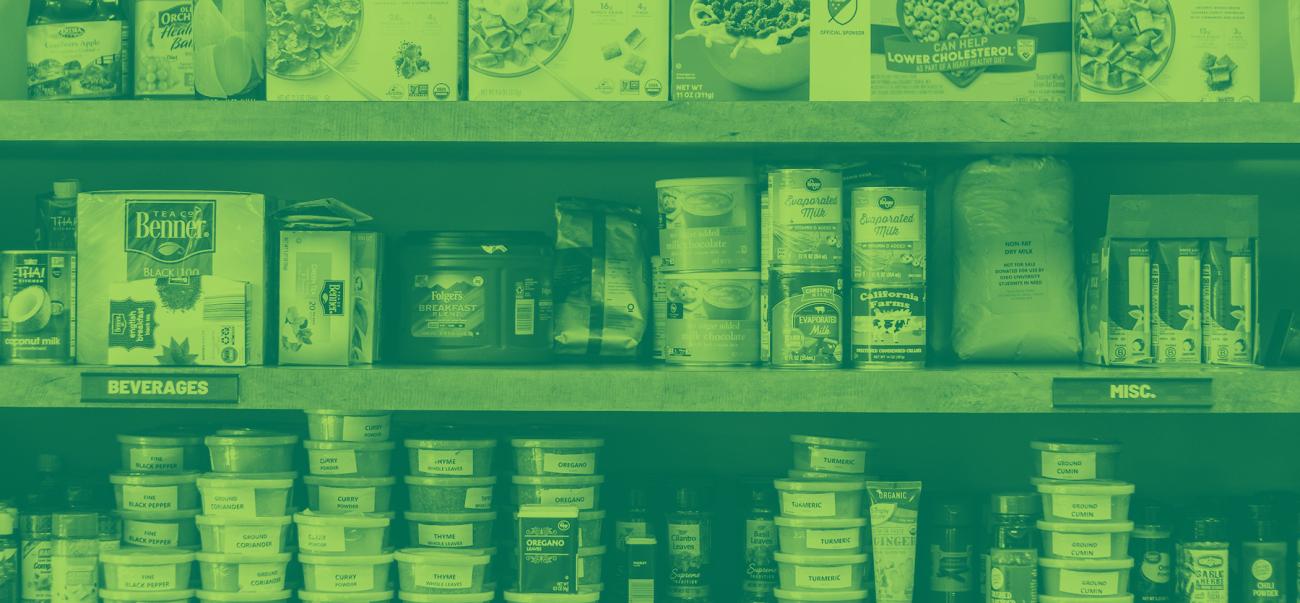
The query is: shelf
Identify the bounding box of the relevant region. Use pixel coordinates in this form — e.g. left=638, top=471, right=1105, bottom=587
left=1, top=365, right=1295, bottom=412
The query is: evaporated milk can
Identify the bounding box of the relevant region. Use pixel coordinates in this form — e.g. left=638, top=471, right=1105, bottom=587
left=1, top=252, right=76, bottom=364
left=768, top=168, right=843, bottom=267
left=770, top=267, right=844, bottom=369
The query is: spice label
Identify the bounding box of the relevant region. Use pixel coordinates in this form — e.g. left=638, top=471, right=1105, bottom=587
left=1053, top=532, right=1112, bottom=559
left=319, top=486, right=377, bottom=513
left=238, top=563, right=285, bottom=591
left=222, top=524, right=283, bottom=553
left=809, top=528, right=861, bottom=550
left=1141, top=550, right=1171, bottom=584
left=930, top=545, right=973, bottom=592
left=668, top=523, right=702, bottom=556
left=417, top=449, right=474, bottom=476
left=1052, top=495, right=1112, bottom=521
left=413, top=564, right=473, bottom=590
left=124, top=519, right=180, bottom=547
left=809, top=447, right=867, bottom=473
left=1041, top=451, right=1097, bottom=480
left=988, top=549, right=1038, bottom=603
left=128, top=446, right=184, bottom=472
left=341, top=415, right=390, bottom=441
left=314, top=565, right=374, bottom=592
left=781, top=492, right=837, bottom=518
left=417, top=523, right=475, bottom=547
left=298, top=524, right=347, bottom=553
left=21, top=539, right=52, bottom=600
left=539, top=487, right=595, bottom=510
left=542, top=452, right=597, bottom=475
left=308, top=449, right=359, bottom=475
left=117, top=564, right=179, bottom=590
left=122, top=484, right=179, bottom=512
left=795, top=564, right=854, bottom=590
left=464, top=487, right=494, bottom=510
left=202, top=487, right=258, bottom=517
left=1059, top=569, right=1121, bottom=596
left=1185, top=548, right=1228, bottom=603
left=744, top=518, right=778, bottom=595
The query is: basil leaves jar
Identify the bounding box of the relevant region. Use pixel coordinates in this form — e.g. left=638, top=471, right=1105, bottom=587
left=399, top=232, right=554, bottom=364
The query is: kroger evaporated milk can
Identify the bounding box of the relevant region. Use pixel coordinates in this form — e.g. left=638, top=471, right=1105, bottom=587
left=850, top=187, right=926, bottom=368
left=769, top=169, right=843, bottom=267
left=770, top=267, right=844, bottom=369
left=1, top=251, right=76, bottom=364
left=665, top=271, right=761, bottom=366
left=656, top=177, right=759, bottom=272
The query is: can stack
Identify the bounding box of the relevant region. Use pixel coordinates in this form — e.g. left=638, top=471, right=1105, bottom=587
left=296, top=410, right=395, bottom=602
left=849, top=186, right=927, bottom=369
left=772, top=435, right=874, bottom=602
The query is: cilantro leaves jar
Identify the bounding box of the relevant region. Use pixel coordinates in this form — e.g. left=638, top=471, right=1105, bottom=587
left=399, top=232, right=554, bottom=364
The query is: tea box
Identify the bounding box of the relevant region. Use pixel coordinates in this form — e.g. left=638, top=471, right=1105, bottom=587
left=279, top=230, right=382, bottom=365
left=105, top=275, right=248, bottom=366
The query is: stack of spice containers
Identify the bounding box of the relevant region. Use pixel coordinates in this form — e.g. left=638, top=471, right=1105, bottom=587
left=398, top=428, right=499, bottom=603
left=772, top=434, right=873, bottom=603
left=103, top=430, right=205, bottom=603
left=1031, top=440, right=1136, bottom=603
left=296, top=410, right=396, bottom=603
left=194, top=428, right=300, bottom=603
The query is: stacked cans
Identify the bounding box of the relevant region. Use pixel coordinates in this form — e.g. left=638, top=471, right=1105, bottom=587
left=849, top=186, right=927, bottom=369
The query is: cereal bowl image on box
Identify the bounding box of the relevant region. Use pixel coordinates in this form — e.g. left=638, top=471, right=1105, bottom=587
left=678, top=0, right=812, bottom=91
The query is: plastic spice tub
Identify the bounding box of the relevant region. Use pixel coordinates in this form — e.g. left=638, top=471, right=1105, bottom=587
left=405, top=476, right=496, bottom=513
left=196, top=590, right=293, bottom=603
left=774, top=517, right=868, bottom=555
left=300, top=553, right=395, bottom=593
left=773, top=588, right=871, bottom=603
left=790, top=435, right=874, bottom=475
left=299, top=591, right=396, bottom=603
left=788, top=470, right=882, bottom=482
left=111, top=472, right=201, bottom=513
left=774, top=479, right=865, bottom=519
left=304, top=441, right=396, bottom=477
left=305, top=476, right=397, bottom=514
left=503, top=591, right=600, bottom=603
left=119, top=509, right=201, bottom=549
left=1039, top=557, right=1135, bottom=597
left=577, top=509, right=604, bottom=548
left=196, top=515, right=293, bottom=554
left=511, top=438, right=605, bottom=476
left=206, top=430, right=299, bottom=474
left=196, top=552, right=291, bottom=592
left=296, top=511, right=392, bottom=555
left=101, top=547, right=196, bottom=592
left=404, top=512, right=496, bottom=549
left=404, top=436, right=497, bottom=477
left=1041, top=596, right=1134, bottom=603
left=305, top=410, right=392, bottom=443
left=197, top=473, right=297, bottom=518
left=1031, top=440, right=1122, bottom=482
left=577, top=546, right=605, bottom=586
left=511, top=475, right=604, bottom=510
left=1036, top=481, right=1135, bottom=523
left=100, top=589, right=196, bottom=603
left=774, top=552, right=869, bottom=592
left=1038, top=520, right=1135, bottom=560
left=118, top=432, right=205, bottom=473
left=394, top=548, right=491, bottom=594
left=401, top=592, right=494, bottom=603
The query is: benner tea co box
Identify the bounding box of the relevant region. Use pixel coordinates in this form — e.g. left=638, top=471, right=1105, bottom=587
left=77, top=191, right=267, bottom=366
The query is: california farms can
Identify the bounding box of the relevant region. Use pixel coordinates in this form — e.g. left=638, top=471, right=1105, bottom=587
left=852, top=285, right=926, bottom=368
left=665, top=271, right=761, bottom=366
left=1, top=251, right=76, bottom=364
left=769, top=169, right=843, bottom=267
left=656, top=178, right=759, bottom=272
left=770, top=267, right=844, bottom=369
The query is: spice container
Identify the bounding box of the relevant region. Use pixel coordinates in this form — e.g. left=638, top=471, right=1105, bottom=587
left=577, top=546, right=605, bottom=587
left=511, top=475, right=604, bottom=510
left=511, top=438, right=604, bottom=476
left=394, top=548, right=490, bottom=594
left=119, top=509, right=200, bottom=549
left=773, top=589, right=871, bottom=603
left=988, top=493, right=1040, bottom=603
left=304, top=476, right=397, bottom=515
left=1037, top=481, right=1135, bottom=523
left=774, top=552, right=870, bottom=591
left=1039, top=557, right=1134, bottom=597
left=197, top=473, right=297, bottom=518
left=99, top=547, right=195, bottom=592
left=788, top=470, right=881, bottom=482
left=404, top=476, right=496, bottom=514
left=577, top=510, right=604, bottom=548
left=404, top=436, right=496, bottom=477
left=1038, top=520, right=1135, bottom=560
left=402, top=593, right=494, bottom=603
left=299, top=553, right=394, bottom=593
left=117, top=433, right=206, bottom=473
left=196, top=552, right=291, bottom=592
left=1129, top=502, right=1173, bottom=603
left=299, top=591, right=397, bottom=603
left=99, top=589, right=197, bottom=603
left=1042, top=597, right=1134, bottom=603
left=790, top=435, right=874, bottom=476
left=304, top=441, right=396, bottom=478
left=925, top=499, right=975, bottom=603
left=775, top=517, right=867, bottom=555
left=205, top=431, right=299, bottom=474
left=1031, top=440, right=1122, bottom=482
left=404, top=512, right=495, bottom=549
left=195, top=515, right=293, bottom=554
left=110, top=472, right=201, bottom=513
left=305, top=411, right=392, bottom=443
left=196, top=590, right=293, bottom=603
left=295, top=512, right=391, bottom=556
left=774, top=479, right=866, bottom=519
left=502, top=591, right=601, bottom=603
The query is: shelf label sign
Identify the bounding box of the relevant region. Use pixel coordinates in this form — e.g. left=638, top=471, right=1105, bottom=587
left=81, top=372, right=239, bottom=404
left=1052, top=377, right=1212, bottom=408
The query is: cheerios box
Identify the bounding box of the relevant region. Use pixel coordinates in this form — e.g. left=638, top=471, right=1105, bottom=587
left=266, top=0, right=463, bottom=101
left=468, top=0, right=668, bottom=101
left=870, top=0, right=1071, bottom=101
left=671, top=0, right=871, bottom=100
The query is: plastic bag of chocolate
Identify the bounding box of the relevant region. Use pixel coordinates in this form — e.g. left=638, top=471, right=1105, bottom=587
left=554, top=197, right=649, bottom=358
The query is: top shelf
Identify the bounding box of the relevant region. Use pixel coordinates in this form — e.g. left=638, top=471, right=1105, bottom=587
left=4, top=101, right=1300, bottom=146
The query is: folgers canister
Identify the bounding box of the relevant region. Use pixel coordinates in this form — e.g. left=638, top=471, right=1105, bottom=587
left=768, top=168, right=843, bottom=268
left=664, top=271, right=762, bottom=366
left=1, top=251, right=76, bottom=364
left=770, top=267, right=844, bottom=369
left=850, top=186, right=926, bottom=369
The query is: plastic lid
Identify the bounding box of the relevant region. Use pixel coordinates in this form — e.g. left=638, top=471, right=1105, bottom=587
left=403, top=231, right=551, bottom=253
left=773, top=552, right=869, bottom=565
left=304, top=475, right=396, bottom=487
left=933, top=500, right=975, bottom=527
left=1031, top=439, right=1123, bottom=454
left=578, top=509, right=606, bottom=520
left=117, top=432, right=203, bottom=446
left=1036, top=481, right=1135, bottom=496
left=404, top=437, right=497, bottom=449
left=655, top=176, right=757, bottom=188
left=1039, top=557, right=1135, bottom=570
left=774, top=479, right=865, bottom=492
left=790, top=434, right=875, bottom=450
left=772, top=589, right=870, bottom=603
left=100, top=547, right=196, bottom=564
left=991, top=493, right=1040, bottom=516
left=1188, top=515, right=1228, bottom=541
left=110, top=471, right=200, bottom=485
left=1037, top=520, right=1134, bottom=533
left=406, top=511, right=497, bottom=523
left=511, top=475, right=604, bottom=486
left=510, top=438, right=605, bottom=449
left=205, top=430, right=298, bottom=447
left=117, top=509, right=200, bottom=521
left=503, top=592, right=601, bottom=603
left=1131, top=501, right=1170, bottom=530
left=405, top=475, right=497, bottom=487
left=195, top=515, right=292, bottom=527
left=788, top=470, right=881, bottom=482
left=394, top=548, right=491, bottom=566
left=100, top=590, right=196, bottom=602
left=53, top=179, right=80, bottom=198
left=773, top=516, right=868, bottom=529
left=1041, top=596, right=1133, bottom=603
left=299, top=591, right=396, bottom=603
left=299, top=553, right=396, bottom=565
left=197, top=552, right=292, bottom=564
left=400, top=592, right=495, bottom=603
left=303, top=409, right=391, bottom=417
left=296, top=511, right=391, bottom=528
left=197, top=590, right=293, bottom=602
left=304, top=440, right=396, bottom=452
left=578, top=546, right=607, bottom=556
left=199, top=473, right=297, bottom=489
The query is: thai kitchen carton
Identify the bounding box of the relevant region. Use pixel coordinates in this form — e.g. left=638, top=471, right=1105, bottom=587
left=77, top=191, right=267, bottom=365
left=279, top=230, right=382, bottom=365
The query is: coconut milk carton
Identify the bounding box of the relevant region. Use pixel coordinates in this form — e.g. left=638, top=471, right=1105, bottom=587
left=278, top=230, right=382, bottom=365
left=1152, top=240, right=1201, bottom=364
left=1202, top=239, right=1254, bottom=365
left=77, top=191, right=267, bottom=365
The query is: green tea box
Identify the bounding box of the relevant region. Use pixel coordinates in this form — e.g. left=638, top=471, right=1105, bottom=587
left=266, top=0, right=464, bottom=101
left=77, top=191, right=267, bottom=365
left=279, top=230, right=382, bottom=365
left=468, top=0, right=668, bottom=100
left=870, top=0, right=1071, bottom=101
left=1076, top=0, right=1261, bottom=102
left=671, top=0, right=871, bottom=100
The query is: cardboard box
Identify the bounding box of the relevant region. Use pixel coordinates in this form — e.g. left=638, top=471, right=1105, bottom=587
left=278, top=230, right=382, bottom=365
left=468, top=0, right=667, bottom=100
left=106, top=276, right=248, bottom=366
left=670, top=0, right=870, bottom=100
left=266, top=0, right=464, bottom=101
left=78, top=191, right=267, bottom=365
